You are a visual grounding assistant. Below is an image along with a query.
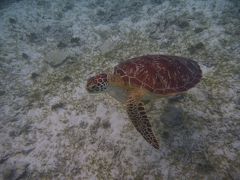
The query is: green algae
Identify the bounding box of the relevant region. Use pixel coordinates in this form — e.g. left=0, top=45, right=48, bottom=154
left=28, top=90, right=43, bottom=106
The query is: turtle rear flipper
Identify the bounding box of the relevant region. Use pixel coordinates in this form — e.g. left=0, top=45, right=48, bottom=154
left=126, top=95, right=160, bottom=149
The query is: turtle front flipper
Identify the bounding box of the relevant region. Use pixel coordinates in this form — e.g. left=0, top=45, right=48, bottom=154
left=126, top=95, right=160, bottom=149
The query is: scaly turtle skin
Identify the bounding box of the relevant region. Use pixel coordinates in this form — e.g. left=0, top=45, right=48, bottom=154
left=86, top=55, right=202, bottom=149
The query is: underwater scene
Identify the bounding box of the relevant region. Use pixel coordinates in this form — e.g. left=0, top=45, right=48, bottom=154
left=0, top=0, right=240, bottom=179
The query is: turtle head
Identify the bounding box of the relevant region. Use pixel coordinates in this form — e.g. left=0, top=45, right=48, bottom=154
left=86, top=73, right=109, bottom=93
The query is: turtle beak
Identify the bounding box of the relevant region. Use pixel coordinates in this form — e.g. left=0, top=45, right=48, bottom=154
left=86, top=80, right=96, bottom=93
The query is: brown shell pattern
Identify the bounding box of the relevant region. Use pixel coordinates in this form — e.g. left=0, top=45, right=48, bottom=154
left=114, top=55, right=202, bottom=95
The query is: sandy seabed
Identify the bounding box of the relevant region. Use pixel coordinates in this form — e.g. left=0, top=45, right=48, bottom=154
left=0, top=0, right=239, bottom=179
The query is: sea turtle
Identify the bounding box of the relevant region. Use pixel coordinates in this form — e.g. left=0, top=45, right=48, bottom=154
left=86, top=55, right=202, bottom=149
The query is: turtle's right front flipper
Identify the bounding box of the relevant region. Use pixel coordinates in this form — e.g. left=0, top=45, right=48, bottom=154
left=126, top=96, right=160, bottom=149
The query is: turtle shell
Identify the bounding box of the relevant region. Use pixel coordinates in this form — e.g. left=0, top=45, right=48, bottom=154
left=114, top=55, right=202, bottom=95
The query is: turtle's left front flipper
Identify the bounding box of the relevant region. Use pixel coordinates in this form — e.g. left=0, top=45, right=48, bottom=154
left=126, top=96, right=160, bottom=149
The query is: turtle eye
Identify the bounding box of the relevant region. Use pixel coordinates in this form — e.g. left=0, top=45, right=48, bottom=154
left=88, top=84, right=96, bottom=91
left=92, top=85, right=101, bottom=92
left=92, top=85, right=98, bottom=91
